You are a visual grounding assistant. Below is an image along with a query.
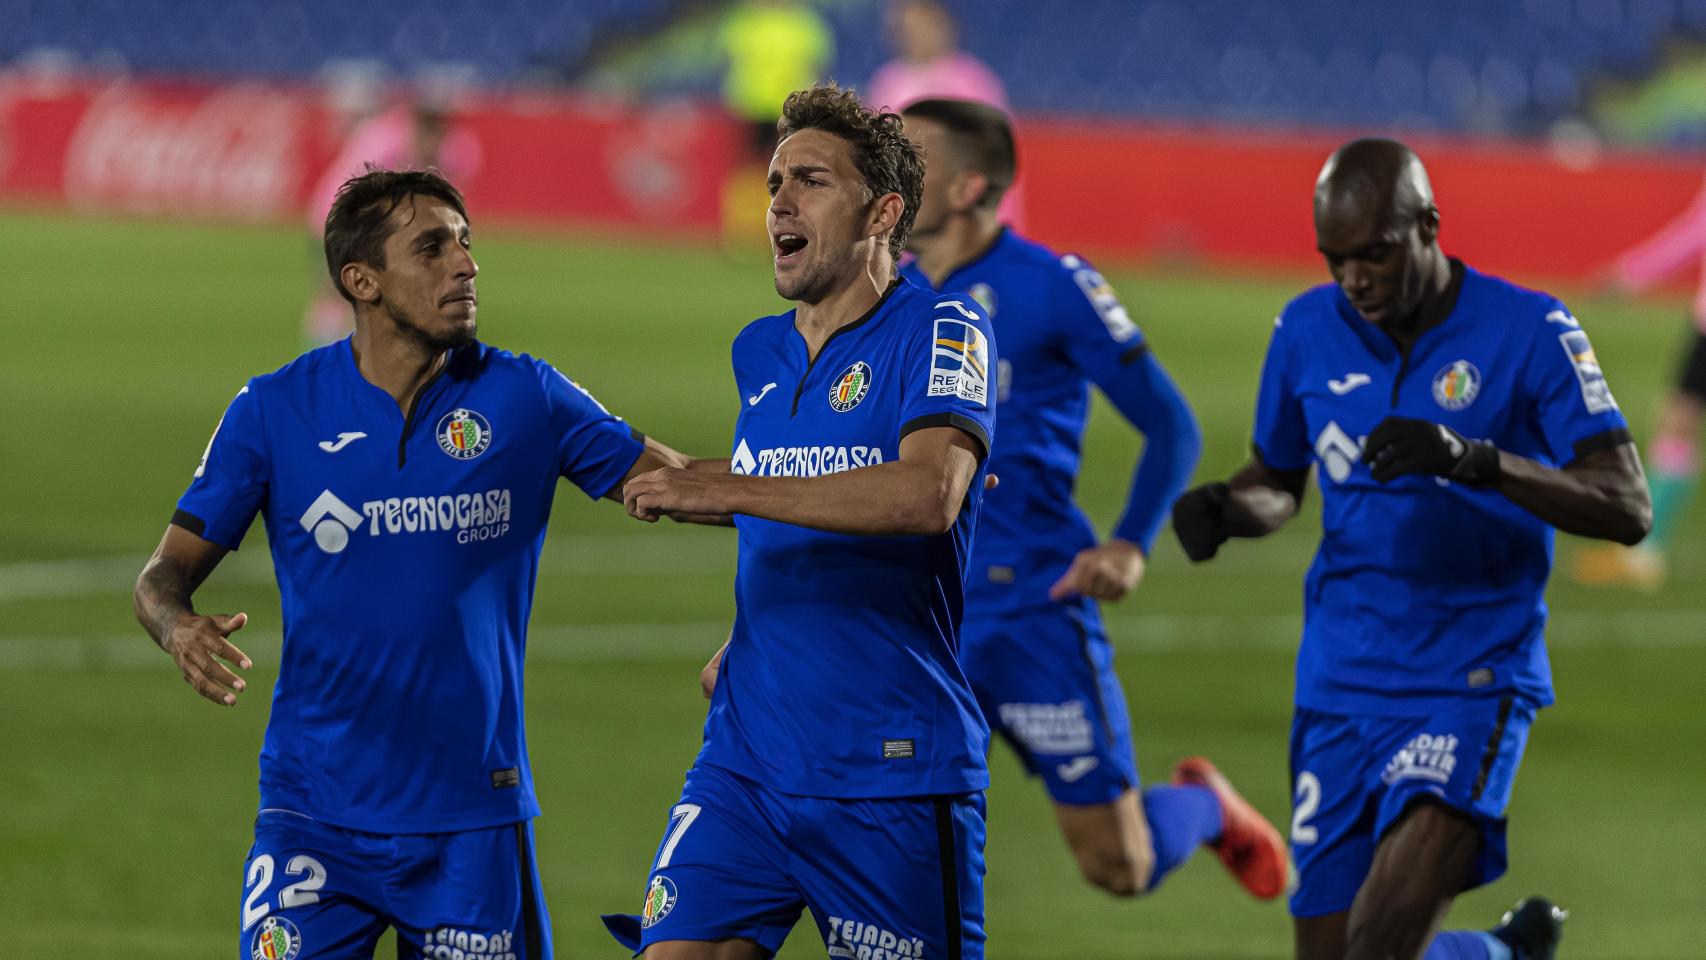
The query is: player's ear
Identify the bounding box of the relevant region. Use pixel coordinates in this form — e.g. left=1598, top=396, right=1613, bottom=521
left=950, top=170, right=990, bottom=212
left=1417, top=206, right=1441, bottom=245
left=869, top=191, right=904, bottom=242
left=340, top=262, right=381, bottom=305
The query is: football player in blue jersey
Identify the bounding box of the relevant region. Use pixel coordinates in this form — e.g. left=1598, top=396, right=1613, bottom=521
left=133, top=168, right=709, bottom=960
left=895, top=98, right=1289, bottom=905
left=601, top=84, right=998, bottom=960
left=1173, top=139, right=1651, bottom=960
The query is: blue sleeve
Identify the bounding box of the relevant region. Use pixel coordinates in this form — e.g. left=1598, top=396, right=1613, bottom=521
left=174, top=382, right=268, bottom=549
left=533, top=360, right=647, bottom=500
left=1251, top=314, right=1312, bottom=471
left=1524, top=306, right=1631, bottom=465
left=1055, top=261, right=1201, bottom=553
left=898, top=296, right=997, bottom=458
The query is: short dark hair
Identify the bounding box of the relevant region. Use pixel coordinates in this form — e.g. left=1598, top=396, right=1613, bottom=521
left=777, top=84, right=924, bottom=259
left=323, top=167, right=468, bottom=303
left=901, top=98, right=1016, bottom=209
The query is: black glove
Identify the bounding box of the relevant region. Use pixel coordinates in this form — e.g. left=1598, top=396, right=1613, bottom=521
left=1172, top=482, right=1232, bottom=562
left=1361, top=416, right=1500, bottom=486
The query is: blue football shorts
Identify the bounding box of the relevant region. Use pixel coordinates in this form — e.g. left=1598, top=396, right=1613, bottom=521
left=238, top=809, right=552, bottom=959
left=960, top=600, right=1139, bottom=806
left=1287, top=695, right=1537, bottom=917
left=602, top=764, right=986, bottom=959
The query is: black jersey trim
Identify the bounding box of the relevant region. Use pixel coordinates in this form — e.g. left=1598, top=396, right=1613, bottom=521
left=789, top=279, right=902, bottom=417
left=1118, top=342, right=1150, bottom=366
left=170, top=509, right=207, bottom=538
left=932, top=798, right=964, bottom=960
left=515, top=823, right=545, bottom=959
left=1569, top=427, right=1634, bottom=463
left=1470, top=696, right=1514, bottom=802
left=900, top=412, right=990, bottom=461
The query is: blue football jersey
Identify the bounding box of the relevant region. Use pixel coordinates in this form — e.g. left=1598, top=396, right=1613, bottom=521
left=696, top=277, right=998, bottom=798
left=1253, top=261, right=1630, bottom=716
left=902, top=230, right=1163, bottom=610
left=176, top=339, right=645, bottom=833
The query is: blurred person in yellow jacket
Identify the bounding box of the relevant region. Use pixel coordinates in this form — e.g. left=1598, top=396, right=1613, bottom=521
left=718, top=0, right=834, bottom=247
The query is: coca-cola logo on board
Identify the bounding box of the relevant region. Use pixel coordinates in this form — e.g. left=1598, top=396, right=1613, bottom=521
left=65, top=84, right=303, bottom=219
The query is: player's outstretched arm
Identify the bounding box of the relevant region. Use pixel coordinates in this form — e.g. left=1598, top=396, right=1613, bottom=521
left=133, top=525, right=253, bottom=707
left=623, top=425, right=983, bottom=536
left=1172, top=455, right=1309, bottom=563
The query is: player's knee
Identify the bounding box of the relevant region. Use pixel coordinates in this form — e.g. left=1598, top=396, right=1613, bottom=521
left=1073, top=842, right=1152, bottom=897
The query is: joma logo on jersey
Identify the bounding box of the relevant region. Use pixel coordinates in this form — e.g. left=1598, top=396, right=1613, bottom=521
left=299, top=488, right=512, bottom=554
left=826, top=917, right=925, bottom=959
left=424, top=926, right=517, bottom=960
left=1382, top=733, right=1459, bottom=785
left=728, top=439, right=885, bottom=477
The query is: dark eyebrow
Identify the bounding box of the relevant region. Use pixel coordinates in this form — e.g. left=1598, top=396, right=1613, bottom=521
left=1317, top=237, right=1396, bottom=259
left=412, top=224, right=456, bottom=249
left=788, top=164, right=832, bottom=178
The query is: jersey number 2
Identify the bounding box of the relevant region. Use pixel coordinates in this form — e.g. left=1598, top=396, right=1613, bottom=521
left=242, top=854, right=329, bottom=929
left=1291, top=772, right=1321, bottom=845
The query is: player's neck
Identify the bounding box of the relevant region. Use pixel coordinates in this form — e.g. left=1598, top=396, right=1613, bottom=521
left=1385, top=250, right=1458, bottom=351
left=912, top=215, right=1002, bottom=289
left=795, top=248, right=896, bottom=358
left=350, top=320, right=450, bottom=413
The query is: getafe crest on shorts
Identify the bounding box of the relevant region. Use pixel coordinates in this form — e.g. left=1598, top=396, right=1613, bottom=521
left=928, top=312, right=989, bottom=405
left=829, top=361, right=872, bottom=413
left=250, top=915, right=302, bottom=960
left=640, top=875, right=677, bottom=928
left=1432, top=360, right=1481, bottom=411
left=437, top=408, right=492, bottom=460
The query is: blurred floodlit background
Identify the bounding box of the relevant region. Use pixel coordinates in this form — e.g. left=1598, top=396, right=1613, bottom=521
left=2, top=2, right=1703, bottom=957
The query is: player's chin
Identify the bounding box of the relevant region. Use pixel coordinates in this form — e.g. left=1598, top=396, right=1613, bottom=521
left=432, top=311, right=478, bottom=348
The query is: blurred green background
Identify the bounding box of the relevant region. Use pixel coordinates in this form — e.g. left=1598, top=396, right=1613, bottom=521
left=2, top=212, right=1699, bottom=957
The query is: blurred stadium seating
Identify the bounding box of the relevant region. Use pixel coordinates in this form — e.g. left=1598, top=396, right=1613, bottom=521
left=824, top=0, right=1706, bottom=133
left=10, top=0, right=1706, bottom=136
left=0, top=0, right=681, bottom=82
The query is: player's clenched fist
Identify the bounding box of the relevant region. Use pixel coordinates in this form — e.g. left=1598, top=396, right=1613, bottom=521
left=162, top=611, right=252, bottom=706
left=1172, top=482, right=1232, bottom=562
left=1361, top=416, right=1500, bottom=486
left=623, top=467, right=733, bottom=522
left=1048, top=538, right=1146, bottom=602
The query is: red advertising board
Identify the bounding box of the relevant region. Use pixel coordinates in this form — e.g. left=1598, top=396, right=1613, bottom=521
left=3, top=72, right=1703, bottom=284
left=0, top=75, right=737, bottom=233
left=1013, top=118, right=1706, bottom=282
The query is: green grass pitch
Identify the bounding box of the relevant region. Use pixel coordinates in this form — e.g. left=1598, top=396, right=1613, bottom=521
left=0, top=211, right=1700, bottom=957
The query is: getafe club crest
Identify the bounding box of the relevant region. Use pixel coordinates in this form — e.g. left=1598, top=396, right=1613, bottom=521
left=437, top=408, right=492, bottom=460
left=640, top=875, right=678, bottom=928
left=1432, top=360, right=1480, bottom=411
left=829, top=361, right=872, bottom=413
left=968, top=282, right=997, bottom=317
left=251, top=915, right=302, bottom=960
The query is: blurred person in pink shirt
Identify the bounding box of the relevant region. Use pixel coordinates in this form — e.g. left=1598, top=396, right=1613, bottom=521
left=1574, top=177, right=1706, bottom=590
left=867, top=0, right=1022, bottom=226
left=302, top=102, right=482, bottom=344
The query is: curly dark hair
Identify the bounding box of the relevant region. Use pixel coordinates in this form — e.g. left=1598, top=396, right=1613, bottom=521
left=777, top=84, right=924, bottom=260
left=323, top=166, right=468, bottom=304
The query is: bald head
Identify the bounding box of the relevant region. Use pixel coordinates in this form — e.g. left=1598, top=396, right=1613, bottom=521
left=1314, top=138, right=1436, bottom=227
left=1313, top=138, right=1448, bottom=328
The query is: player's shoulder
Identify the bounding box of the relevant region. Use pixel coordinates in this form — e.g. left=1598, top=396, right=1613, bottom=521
left=1274, top=282, right=1346, bottom=334
left=732, top=309, right=797, bottom=354
left=242, top=339, right=351, bottom=401
left=1459, top=263, right=1573, bottom=329
left=892, top=275, right=992, bottom=331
